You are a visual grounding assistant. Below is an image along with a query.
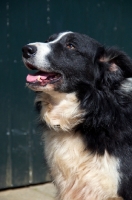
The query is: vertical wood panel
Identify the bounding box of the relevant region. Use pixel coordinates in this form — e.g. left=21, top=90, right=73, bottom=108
left=0, top=1, right=12, bottom=189
left=0, top=0, right=49, bottom=189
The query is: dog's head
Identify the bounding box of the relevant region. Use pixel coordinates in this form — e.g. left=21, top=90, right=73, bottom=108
left=22, top=31, right=132, bottom=153
left=22, top=31, right=132, bottom=95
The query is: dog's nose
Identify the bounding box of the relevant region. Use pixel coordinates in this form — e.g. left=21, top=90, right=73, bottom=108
left=22, top=45, right=37, bottom=59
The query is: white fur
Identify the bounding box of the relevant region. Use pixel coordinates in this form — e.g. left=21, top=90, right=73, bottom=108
left=121, top=78, right=132, bottom=92
left=49, top=31, right=72, bottom=44
left=35, top=91, right=85, bottom=131
left=35, top=91, right=121, bottom=200
left=44, top=130, right=121, bottom=200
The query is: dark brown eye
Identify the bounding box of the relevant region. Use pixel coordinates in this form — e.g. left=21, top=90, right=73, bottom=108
left=66, top=43, right=75, bottom=49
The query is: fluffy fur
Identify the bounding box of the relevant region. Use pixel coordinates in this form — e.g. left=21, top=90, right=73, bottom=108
left=22, top=31, right=132, bottom=200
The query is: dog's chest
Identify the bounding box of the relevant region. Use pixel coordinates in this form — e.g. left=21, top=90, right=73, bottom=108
left=37, top=92, right=84, bottom=131
left=44, top=130, right=120, bottom=200
left=37, top=92, right=121, bottom=199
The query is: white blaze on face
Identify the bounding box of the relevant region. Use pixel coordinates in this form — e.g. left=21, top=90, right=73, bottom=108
left=27, top=31, right=72, bottom=70
left=49, top=31, right=72, bottom=44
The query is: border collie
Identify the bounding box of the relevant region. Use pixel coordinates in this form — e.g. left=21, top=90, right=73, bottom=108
left=22, top=31, right=132, bottom=200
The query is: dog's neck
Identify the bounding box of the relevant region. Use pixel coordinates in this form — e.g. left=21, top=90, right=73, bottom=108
left=35, top=91, right=85, bottom=132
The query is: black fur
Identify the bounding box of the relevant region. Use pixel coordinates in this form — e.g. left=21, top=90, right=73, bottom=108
left=74, top=45, right=132, bottom=199
left=49, top=34, right=132, bottom=199
left=23, top=32, right=132, bottom=199
left=76, top=47, right=132, bottom=199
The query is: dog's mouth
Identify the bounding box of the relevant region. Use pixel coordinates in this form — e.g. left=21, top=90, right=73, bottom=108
left=25, top=62, right=62, bottom=87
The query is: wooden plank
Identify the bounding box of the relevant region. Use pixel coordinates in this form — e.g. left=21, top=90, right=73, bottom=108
left=0, top=183, right=56, bottom=200
left=5, top=0, right=49, bottom=187
left=0, top=1, right=12, bottom=189
left=31, top=128, right=50, bottom=184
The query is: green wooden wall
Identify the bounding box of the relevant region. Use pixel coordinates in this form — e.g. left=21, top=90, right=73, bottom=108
left=0, top=0, right=132, bottom=189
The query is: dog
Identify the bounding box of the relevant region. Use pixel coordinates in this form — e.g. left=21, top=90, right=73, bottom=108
left=22, top=31, right=132, bottom=200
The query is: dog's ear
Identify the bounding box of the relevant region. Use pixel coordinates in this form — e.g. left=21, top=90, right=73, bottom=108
left=96, top=47, right=132, bottom=78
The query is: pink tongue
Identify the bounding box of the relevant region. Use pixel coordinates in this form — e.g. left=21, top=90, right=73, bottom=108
left=26, top=73, right=47, bottom=83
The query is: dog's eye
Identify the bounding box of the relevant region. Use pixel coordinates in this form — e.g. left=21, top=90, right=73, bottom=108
left=66, top=43, right=75, bottom=50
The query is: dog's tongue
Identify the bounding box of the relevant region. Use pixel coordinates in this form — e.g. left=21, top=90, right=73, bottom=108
left=26, top=72, right=51, bottom=83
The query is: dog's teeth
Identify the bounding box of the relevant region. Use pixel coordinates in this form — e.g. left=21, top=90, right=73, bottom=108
left=37, top=76, right=42, bottom=82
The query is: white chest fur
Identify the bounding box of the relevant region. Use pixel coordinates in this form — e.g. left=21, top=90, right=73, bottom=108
left=36, top=91, right=121, bottom=200
left=35, top=91, right=84, bottom=131
left=44, top=130, right=120, bottom=200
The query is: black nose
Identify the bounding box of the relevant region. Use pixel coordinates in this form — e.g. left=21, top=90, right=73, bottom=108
left=22, top=45, right=37, bottom=59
